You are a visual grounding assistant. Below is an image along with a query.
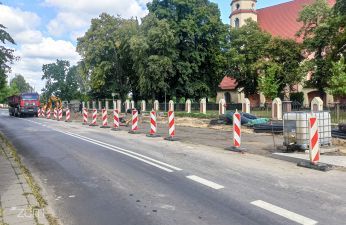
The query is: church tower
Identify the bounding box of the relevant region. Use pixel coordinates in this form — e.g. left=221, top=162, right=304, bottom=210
left=230, top=0, right=257, bottom=28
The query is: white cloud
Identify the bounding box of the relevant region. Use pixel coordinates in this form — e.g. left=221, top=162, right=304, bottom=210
left=44, top=0, right=150, bottom=39
left=0, top=5, right=81, bottom=93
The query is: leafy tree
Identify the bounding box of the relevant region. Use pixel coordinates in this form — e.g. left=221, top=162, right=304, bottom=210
left=0, top=83, right=19, bottom=103
left=10, top=74, right=33, bottom=93
left=147, top=0, right=227, bottom=100
left=41, top=60, right=79, bottom=102
left=0, top=24, right=17, bottom=90
left=327, top=56, right=346, bottom=97
left=297, top=0, right=334, bottom=93
left=258, top=62, right=281, bottom=101
left=225, top=19, right=271, bottom=96
left=130, top=15, right=176, bottom=101
left=77, top=14, right=138, bottom=100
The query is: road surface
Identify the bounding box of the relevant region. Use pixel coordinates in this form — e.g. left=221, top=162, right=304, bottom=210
left=0, top=109, right=345, bottom=225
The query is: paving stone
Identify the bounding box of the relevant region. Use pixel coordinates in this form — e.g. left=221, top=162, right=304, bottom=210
left=3, top=213, right=35, bottom=225
left=2, top=197, right=28, bottom=209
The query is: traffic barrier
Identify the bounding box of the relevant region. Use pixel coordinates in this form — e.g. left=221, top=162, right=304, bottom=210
left=41, top=108, right=45, bottom=118
left=46, top=109, right=51, bottom=119
left=65, top=108, right=71, bottom=122
left=233, top=110, right=241, bottom=148
left=38, top=108, right=41, bottom=117
left=225, top=109, right=244, bottom=152
left=58, top=108, right=63, bottom=121
left=100, top=109, right=110, bottom=128
left=164, top=111, right=177, bottom=141
left=89, top=109, right=98, bottom=126
left=146, top=110, right=160, bottom=137
left=111, top=109, right=120, bottom=131
left=82, top=108, right=88, bottom=125
left=129, top=109, right=139, bottom=134
left=53, top=108, right=57, bottom=120
left=309, top=116, right=320, bottom=164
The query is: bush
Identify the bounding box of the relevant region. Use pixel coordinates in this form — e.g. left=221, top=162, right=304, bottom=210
left=290, top=92, right=304, bottom=104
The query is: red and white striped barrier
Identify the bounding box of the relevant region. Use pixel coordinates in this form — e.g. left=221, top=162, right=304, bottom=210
left=111, top=109, right=120, bottom=131
left=164, top=111, right=177, bottom=141
left=65, top=108, right=71, bottom=122
left=233, top=110, right=241, bottom=148
left=129, top=109, right=139, bottom=134
left=38, top=108, right=41, bottom=117
left=147, top=110, right=160, bottom=137
left=41, top=108, right=45, bottom=118
left=89, top=109, right=98, bottom=126
left=309, top=115, right=320, bottom=164
left=46, top=109, right=51, bottom=119
left=100, top=109, right=110, bottom=128
left=82, top=108, right=88, bottom=125
left=53, top=108, right=57, bottom=120
left=58, top=108, right=63, bottom=121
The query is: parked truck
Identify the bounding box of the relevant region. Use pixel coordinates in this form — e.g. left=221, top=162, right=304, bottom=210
left=8, top=93, right=40, bottom=117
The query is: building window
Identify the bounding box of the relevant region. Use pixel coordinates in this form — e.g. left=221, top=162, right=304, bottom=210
left=236, top=4, right=240, bottom=10
left=235, top=18, right=240, bottom=28
left=252, top=3, right=255, bottom=9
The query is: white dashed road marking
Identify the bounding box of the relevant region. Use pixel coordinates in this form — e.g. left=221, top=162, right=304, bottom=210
left=251, top=200, right=318, bottom=225
left=186, top=175, right=224, bottom=190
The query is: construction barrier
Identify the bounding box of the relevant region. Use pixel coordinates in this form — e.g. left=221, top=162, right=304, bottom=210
left=38, top=108, right=41, bottom=117
left=111, top=109, right=120, bottom=131
left=100, top=109, right=110, bottom=128
left=164, top=111, right=177, bottom=141
left=65, top=108, right=71, bottom=122
left=129, top=109, right=139, bottom=134
left=309, top=116, right=320, bottom=164
left=46, top=109, right=51, bottom=119
left=58, top=108, right=63, bottom=121
left=53, top=108, right=57, bottom=120
left=233, top=110, right=241, bottom=148
left=89, top=109, right=98, bottom=126
left=147, top=110, right=160, bottom=137
left=82, top=108, right=88, bottom=125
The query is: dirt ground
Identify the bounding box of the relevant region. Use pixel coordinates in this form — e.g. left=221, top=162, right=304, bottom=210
left=59, top=110, right=346, bottom=155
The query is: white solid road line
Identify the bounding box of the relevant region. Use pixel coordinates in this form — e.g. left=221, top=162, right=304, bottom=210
left=251, top=200, right=318, bottom=225
left=23, top=118, right=182, bottom=173
left=186, top=175, right=224, bottom=190
left=62, top=130, right=183, bottom=171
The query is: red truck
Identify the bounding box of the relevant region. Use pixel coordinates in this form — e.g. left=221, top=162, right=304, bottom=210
left=8, top=93, right=40, bottom=117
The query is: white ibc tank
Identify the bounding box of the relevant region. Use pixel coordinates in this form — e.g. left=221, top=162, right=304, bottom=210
left=283, top=111, right=331, bottom=149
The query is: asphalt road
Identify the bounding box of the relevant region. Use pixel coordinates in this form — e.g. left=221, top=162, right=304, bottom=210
left=0, top=109, right=345, bottom=225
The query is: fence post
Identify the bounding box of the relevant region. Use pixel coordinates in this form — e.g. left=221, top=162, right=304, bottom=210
left=131, top=100, right=135, bottom=109
left=105, top=100, right=109, bottom=111
left=219, top=99, right=226, bottom=115
left=169, top=100, right=174, bottom=111
left=117, top=100, right=122, bottom=113
left=141, top=100, right=146, bottom=112
left=125, top=100, right=130, bottom=111
left=154, top=100, right=159, bottom=111
left=336, top=102, right=340, bottom=123
left=185, top=99, right=191, bottom=113
left=272, top=98, right=282, bottom=120
left=200, top=98, right=206, bottom=114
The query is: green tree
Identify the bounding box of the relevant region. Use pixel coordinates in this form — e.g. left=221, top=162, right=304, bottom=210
left=77, top=14, right=138, bottom=100
left=297, top=0, right=334, bottom=93
left=10, top=74, right=33, bottom=93
left=130, top=15, right=176, bottom=100
left=147, top=0, right=227, bottom=100
left=0, top=24, right=17, bottom=90
left=0, top=83, right=19, bottom=103
left=41, top=60, right=79, bottom=102
left=258, top=62, right=281, bottom=101
left=327, top=56, right=346, bottom=97
left=225, top=19, right=271, bottom=96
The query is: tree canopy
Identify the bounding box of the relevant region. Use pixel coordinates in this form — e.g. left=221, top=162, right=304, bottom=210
left=41, top=60, right=80, bottom=102
left=0, top=24, right=16, bottom=90
left=10, top=74, right=33, bottom=93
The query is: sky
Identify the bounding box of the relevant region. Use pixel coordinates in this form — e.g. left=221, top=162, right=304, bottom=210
left=0, top=0, right=290, bottom=93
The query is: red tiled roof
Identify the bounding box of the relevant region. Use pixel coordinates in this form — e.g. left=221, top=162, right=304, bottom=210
left=219, top=76, right=238, bottom=90
left=257, top=0, right=336, bottom=42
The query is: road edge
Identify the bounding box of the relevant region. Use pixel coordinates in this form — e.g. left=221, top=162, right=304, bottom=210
left=0, top=131, right=60, bottom=225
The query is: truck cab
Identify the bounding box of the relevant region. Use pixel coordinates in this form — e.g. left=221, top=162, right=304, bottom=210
left=8, top=93, right=40, bottom=117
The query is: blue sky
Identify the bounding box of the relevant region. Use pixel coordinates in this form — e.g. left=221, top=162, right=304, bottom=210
left=0, top=0, right=290, bottom=92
